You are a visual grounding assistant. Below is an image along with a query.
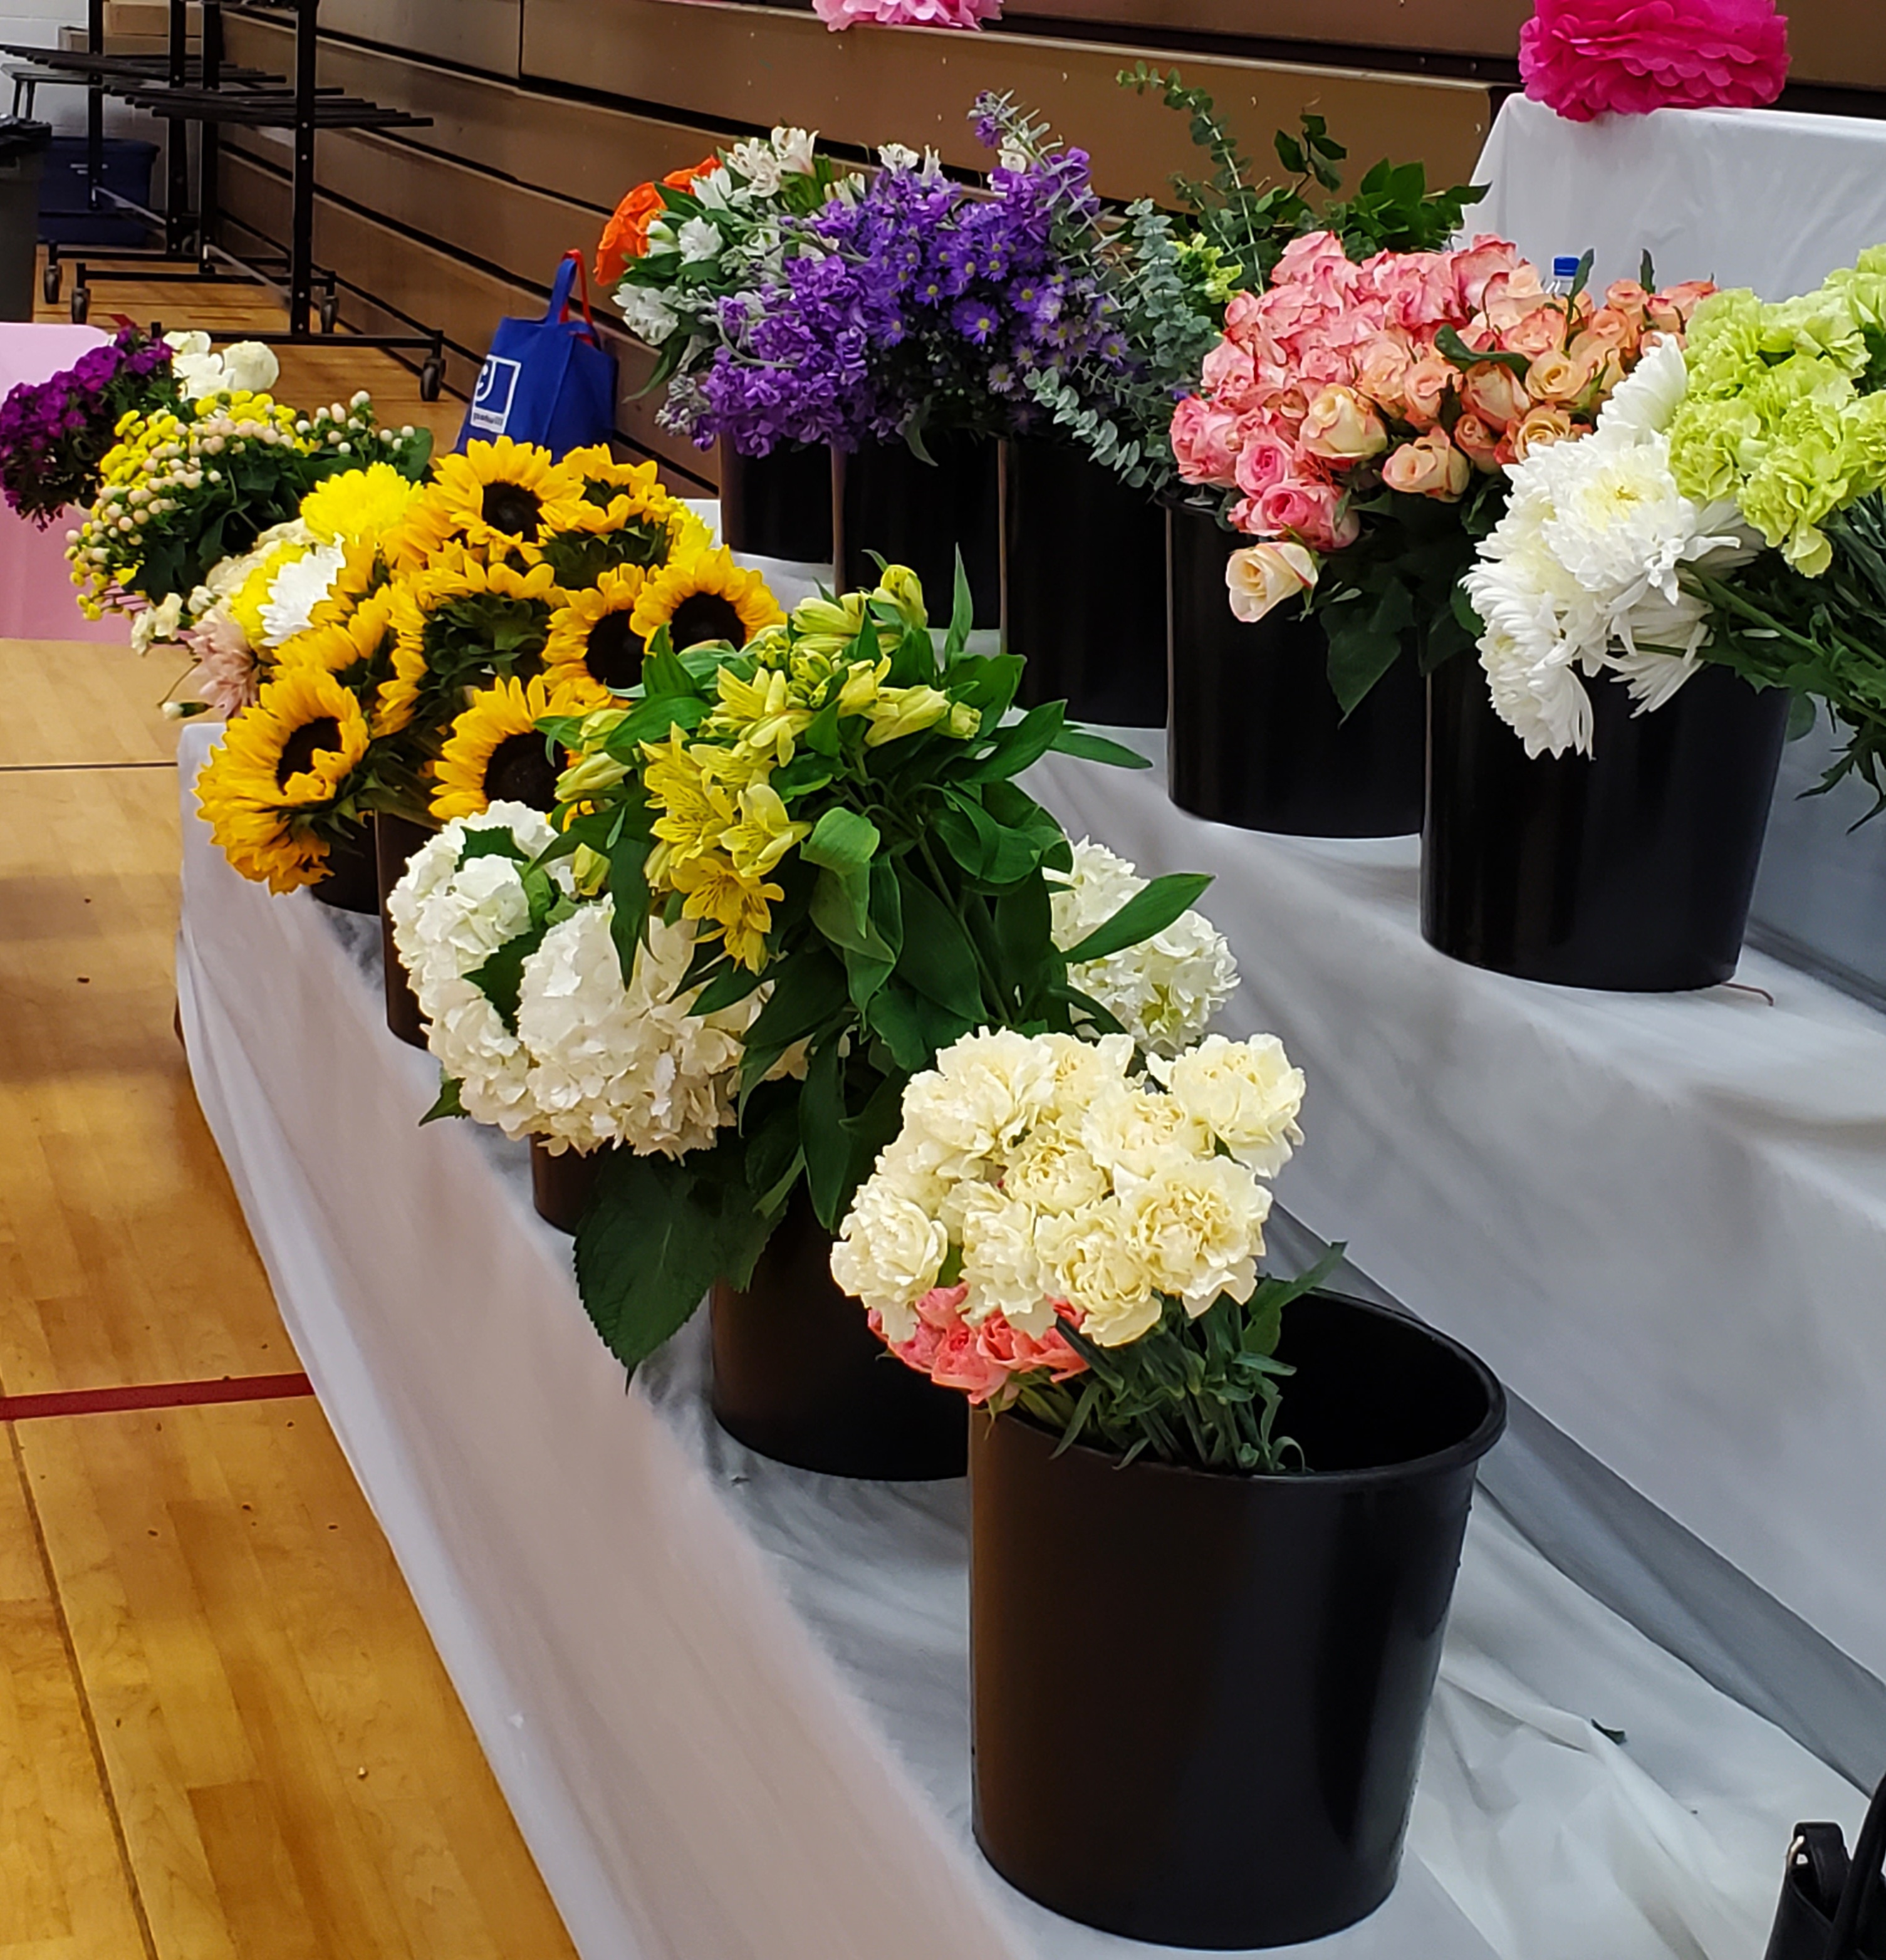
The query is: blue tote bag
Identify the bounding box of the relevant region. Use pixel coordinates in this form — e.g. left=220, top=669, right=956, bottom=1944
left=456, top=250, right=618, bottom=458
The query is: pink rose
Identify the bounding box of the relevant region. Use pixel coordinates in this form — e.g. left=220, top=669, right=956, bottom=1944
left=1575, top=305, right=1640, bottom=358
left=1460, top=362, right=1532, bottom=430
left=1402, top=357, right=1457, bottom=430
left=1604, top=279, right=1651, bottom=326
left=1224, top=289, right=1267, bottom=350
left=1382, top=430, right=1472, bottom=501
left=1354, top=333, right=1414, bottom=415
left=1481, top=264, right=1556, bottom=338
left=1253, top=476, right=1360, bottom=553
left=1232, top=426, right=1298, bottom=499
left=1646, top=279, right=1717, bottom=333
left=1300, top=384, right=1388, bottom=464
left=1498, top=303, right=1567, bottom=360
left=1519, top=0, right=1788, bottom=123
left=1200, top=335, right=1261, bottom=410
left=1451, top=235, right=1525, bottom=313
left=1452, top=412, right=1505, bottom=472
left=1367, top=249, right=1464, bottom=332
left=1526, top=348, right=1587, bottom=404
left=1273, top=229, right=1354, bottom=293
left=1170, top=395, right=1243, bottom=488
left=814, top=0, right=998, bottom=24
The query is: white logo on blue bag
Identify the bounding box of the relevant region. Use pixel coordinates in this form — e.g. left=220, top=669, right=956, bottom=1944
left=467, top=355, right=523, bottom=434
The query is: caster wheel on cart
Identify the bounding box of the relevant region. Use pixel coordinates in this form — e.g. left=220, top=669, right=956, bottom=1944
left=418, top=357, right=443, bottom=402
left=41, top=258, right=60, bottom=305
left=319, top=288, right=339, bottom=333
left=70, top=286, right=89, bottom=325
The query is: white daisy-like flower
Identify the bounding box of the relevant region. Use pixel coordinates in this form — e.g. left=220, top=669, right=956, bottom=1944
left=259, top=539, right=345, bottom=648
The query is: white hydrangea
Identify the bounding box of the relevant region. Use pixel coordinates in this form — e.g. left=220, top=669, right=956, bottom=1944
left=1050, top=840, right=1238, bottom=1056
left=831, top=1026, right=1304, bottom=1352
left=387, top=806, right=758, bottom=1157
left=1464, top=340, right=1756, bottom=758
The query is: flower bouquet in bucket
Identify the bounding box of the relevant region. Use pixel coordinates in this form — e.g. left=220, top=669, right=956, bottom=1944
left=830, top=1021, right=1505, bottom=1945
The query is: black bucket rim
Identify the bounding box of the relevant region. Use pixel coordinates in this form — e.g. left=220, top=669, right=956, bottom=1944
left=986, top=1288, right=1506, bottom=1491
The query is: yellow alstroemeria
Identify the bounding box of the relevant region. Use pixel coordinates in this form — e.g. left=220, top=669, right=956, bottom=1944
left=837, top=655, right=891, bottom=717
left=864, top=683, right=952, bottom=748
left=644, top=728, right=737, bottom=869
left=556, top=749, right=630, bottom=803
left=670, top=850, right=782, bottom=972
left=719, top=779, right=811, bottom=880
left=789, top=592, right=868, bottom=651
left=714, top=665, right=815, bottom=765
left=873, top=564, right=929, bottom=629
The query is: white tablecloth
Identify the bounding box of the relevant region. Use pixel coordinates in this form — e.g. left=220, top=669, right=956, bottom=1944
left=173, top=724, right=1865, bottom=1960
left=1471, top=93, right=1886, bottom=1011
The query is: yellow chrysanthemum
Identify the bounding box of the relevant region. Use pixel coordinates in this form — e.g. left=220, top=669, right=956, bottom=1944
left=669, top=848, right=782, bottom=972
left=428, top=438, right=590, bottom=561
left=430, top=672, right=610, bottom=821
left=630, top=546, right=783, bottom=652
left=194, top=667, right=370, bottom=894
left=301, top=462, right=423, bottom=548
left=543, top=566, right=647, bottom=692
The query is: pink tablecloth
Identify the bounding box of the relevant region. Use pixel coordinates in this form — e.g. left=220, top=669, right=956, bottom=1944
left=0, top=323, right=128, bottom=642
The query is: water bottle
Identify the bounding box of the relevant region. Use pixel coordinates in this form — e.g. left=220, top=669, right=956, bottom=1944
left=1548, top=254, right=1581, bottom=297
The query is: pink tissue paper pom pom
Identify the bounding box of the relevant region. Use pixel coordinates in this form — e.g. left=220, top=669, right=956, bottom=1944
left=1519, top=0, right=1790, bottom=122
left=813, top=0, right=999, bottom=28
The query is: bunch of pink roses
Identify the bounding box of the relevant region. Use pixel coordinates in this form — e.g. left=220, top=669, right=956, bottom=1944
left=1169, top=229, right=1715, bottom=622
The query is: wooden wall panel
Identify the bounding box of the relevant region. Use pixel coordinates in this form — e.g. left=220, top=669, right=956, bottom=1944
left=999, top=0, right=1530, bottom=61
left=222, top=13, right=717, bottom=215
left=316, top=0, right=523, bottom=78
left=519, top=0, right=1494, bottom=193
left=216, top=149, right=715, bottom=488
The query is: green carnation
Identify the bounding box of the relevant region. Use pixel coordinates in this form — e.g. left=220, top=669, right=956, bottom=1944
left=1737, top=397, right=1853, bottom=574
left=1670, top=397, right=1766, bottom=504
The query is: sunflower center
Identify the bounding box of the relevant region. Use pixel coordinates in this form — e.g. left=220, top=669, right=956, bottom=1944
left=585, top=609, right=645, bottom=689
left=667, top=592, right=747, bottom=650
left=276, top=716, right=341, bottom=789
left=482, top=482, right=544, bottom=541
left=485, top=732, right=561, bottom=811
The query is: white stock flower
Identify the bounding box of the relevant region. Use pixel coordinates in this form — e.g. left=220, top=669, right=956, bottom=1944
left=1050, top=840, right=1237, bottom=1057
left=676, top=217, right=722, bottom=264
left=615, top=286, right=680, bottom=345
left=829, top=1182, right=949, bottom=1342
left=1149, top=1033, right=1305, bottom=1177
left=1464, top=339, right=1755, bottom=758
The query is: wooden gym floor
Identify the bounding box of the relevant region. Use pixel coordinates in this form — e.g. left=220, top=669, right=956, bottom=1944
left=0, top=266, right=580, bottom=1956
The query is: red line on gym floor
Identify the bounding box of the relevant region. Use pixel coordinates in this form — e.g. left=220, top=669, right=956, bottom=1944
left=0, top=1372, right=315, bottom=1422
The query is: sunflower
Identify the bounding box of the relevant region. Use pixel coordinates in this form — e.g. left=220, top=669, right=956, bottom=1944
left=543, top=566, right=649, bottom=692
left=428, top=439, right=590, bottom=562
left=430, top=672, right=610, bottom=821
left=194, top=667, right=371, bottom=893
left=389, top=548, right=566, bottom=714
left=276, top=593, right=411, bottom=736
left=631, top=548, right=783, bottom=652
left=309, top=539, right=388, bottom=628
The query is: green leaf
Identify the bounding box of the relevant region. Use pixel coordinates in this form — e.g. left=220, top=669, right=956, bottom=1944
left=1060, top=870, right=1212, bottom=967
left=959, top=701, right=1065, bottom=783
left=573, top=1141, right=780, bottom=1375
left=607, top=811, right=652, bottom=985
left=692, top=961, right=766, bottom=1016
left=894, top=871, right=986, bottom=1021
left=1434, top=324, right=1533, bottom=380
left=865, top=976, right=972, bottom=1073
left=642, top=640, right=699, bottom=697
left=800, top=1040, right=851, bottom=1233
left=1639, top=248, right=1657, bottom=293
left=419, top=1075, right=463, bottom=1123
left=811, top=863, right=893, bottom=959
left=946, top=548, right=974, bottom=657
left=801, top=806, right=881, bottom=877
left=739, top=944, right=848, bottom=1089
left=1326, top=580, right=1414, bottom=715
left=458, top=828, right=528, bottom=863
left=1241, top=1244, right=1347, bottom=1357
left=1566, top=248, right=1595, bottom=304
left=1049, top=726, right=1154, bottom=769
left=467, top=924, right=549, bottom=1029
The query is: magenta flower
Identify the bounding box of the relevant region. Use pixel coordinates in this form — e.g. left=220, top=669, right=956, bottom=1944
left=1519, top=0, right=1790, bottom=122
left=812, top=0, right=999, bottom=26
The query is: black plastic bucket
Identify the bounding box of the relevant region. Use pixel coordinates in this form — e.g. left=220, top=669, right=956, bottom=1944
left=1004, top=436, right=1166, bottom=727
left=971, top=1291, right=1504, bottom=1948
left=308, top=819, right=378, bottom=915
left=1423, top=655, right=1790, bottom=990
left=375, top=811, right=432, bottom=1048
left=711, top=1189, right=967, bottom=1480
left=530, top=1137, right=613, bottom=1234
left=1167, top=507, right=1425, bottom=837
left=833, top=434, right=1000, bottom=627
left=719, top=438, right=833, bottom=565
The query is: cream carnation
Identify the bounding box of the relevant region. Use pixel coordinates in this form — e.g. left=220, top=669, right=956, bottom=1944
left=1118, top=1155, right=1269, bottom=1313
left=1149, top=1034, right=1305, bottom=1177
left=1050, top=841, right=1237, bottom=1056
left=954, top=1183, right=1052, bottom=1333
left=1034, top=1202, right=1160, bottom=1347
left=897, top=1026, right=1059, bottom=1170
left=829, top=1182, right=951, bottom=1342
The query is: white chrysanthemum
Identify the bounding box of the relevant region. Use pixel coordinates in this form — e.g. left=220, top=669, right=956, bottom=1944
left=1050, top=840, right=1238, bottom=1056
left=1147, top=1033, right=1305, bottom=1178
left=260, top=539, right=345, bottom=647
left=387, top=805, right=557, bottom=1016
left=829, top=1182, right=951, bottom=1343
left=1464, top=340, right=1755, bottom=758
left=516, top=905, right=755, bottom=1156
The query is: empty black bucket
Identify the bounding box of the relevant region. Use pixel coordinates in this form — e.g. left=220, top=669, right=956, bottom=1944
left=711, top=1189, right=967, bottom=1480
left=1423, top=655, right=1790, bottom=989
left=720, top=438, right=833, bottom=564
left=309, top=819, right=378, bottom=915
left=1167, top=507, right=1425, bottom=836
left=375, top=811, right=433, bottom=1048
left=1004, top=436, right=1166, bottom=727
left=833, top=434, right=1000, bottom=627
left=971, top=1291, right=1504, bottom=1948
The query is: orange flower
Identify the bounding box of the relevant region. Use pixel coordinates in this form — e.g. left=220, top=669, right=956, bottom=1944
left=595, top=157, right=720, bottom=286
